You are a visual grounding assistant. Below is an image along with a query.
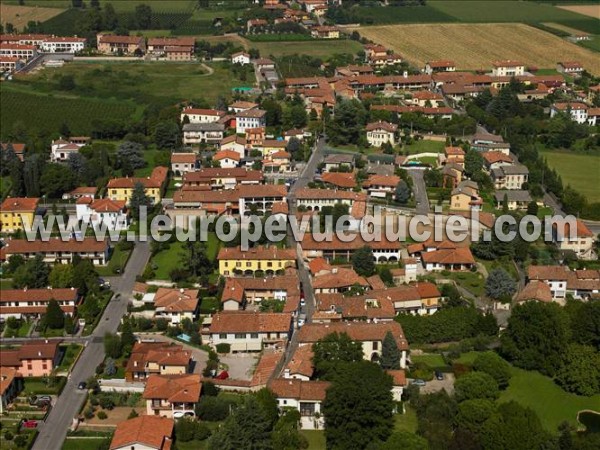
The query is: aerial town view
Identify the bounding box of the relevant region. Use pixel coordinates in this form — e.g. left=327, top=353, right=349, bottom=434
left=0, top=0, right=599, bottom=449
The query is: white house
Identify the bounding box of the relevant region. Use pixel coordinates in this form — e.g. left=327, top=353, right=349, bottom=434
left=40, top=37, right=86, bottom=53
left=75, top=198, right=128, bottom=231
left=269, top=379, right=329, bottom=430
left=491, top=60, right=525, bottom=77
left=231, top=51, right=251, bottom=65
left=219, top=135, right=247, bottom=159
left=236, top=109, right=267, bottom=134
left=366, top=121, right=397, bottom=147
left=550, top=102, right=592, bottom=125
left=180, top=107, right=224, bottom=124
left=527, top=265, right=569, bottom=299
left=50, top=139, right=85, bottom=162
left=170, top=153, right=196, bottom=177
left=214, top=150, right=241, bottom=168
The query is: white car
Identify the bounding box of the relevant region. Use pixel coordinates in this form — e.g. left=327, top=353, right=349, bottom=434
left=297, top=318, right=305, bottom=328
left=300, top=298, right=306, bottom=308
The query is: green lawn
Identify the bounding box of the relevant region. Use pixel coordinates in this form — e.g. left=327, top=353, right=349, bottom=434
left=62, top=437, right=112, bottom=450
left=411, top=353, right=446, bottom=369
left=3, top=320, right=32, bottom=338
left=151, top=240, right=186, bottom=280
left=300, top=430, right=326, bottom=450
left=394, top=406, right=418, bottom=433
left=96, top=244, right=132, bottom=277
left=579, top=35, right=600, bottom=53
left=55, top=344, right=83, bottom=373
left=454, top=351, right=483, bottom=365
left=403, top=140, right=445, bottom=154
left=438, top=270, right=486, bottom=297
left=477, top=258, right=518, bottom=280
left=0, top=279, right=13, bottom=290
left=252, top=39, right=363, bottom=59
left=541, top=150, right=600, bottom=202
left=23, top=377, right=66, bottom=395
left=499, top=367, right=600, bottom=431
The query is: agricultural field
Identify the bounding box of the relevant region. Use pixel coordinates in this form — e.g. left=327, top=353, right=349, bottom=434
left=248, top=39, right=363, bottom=59
left=0, top=86, right=137, bottom=138
left=558, top=4, right=600, bottom=19
left=541, top=150, right=600, bottom=202
left=352, top=23, right=600, bottom=75
left=0, top=3, right=64, bottom=30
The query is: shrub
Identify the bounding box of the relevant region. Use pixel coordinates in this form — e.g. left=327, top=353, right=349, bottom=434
left=128, top=409, right=139, bottom=419
left=99, top=396, right=115, bottom=410
left=97, top=411, right=108, bottom=420
left=216, top=343, right=231, bottom=354
left=14, top=435, right=27, bottom=448
left=4, top=431, right=13, bottom=440
left=84, top=407, right=95, bottom=419
left=195, top=397, right=231, bottom=421
left=195, top=423, right=211, bottom=441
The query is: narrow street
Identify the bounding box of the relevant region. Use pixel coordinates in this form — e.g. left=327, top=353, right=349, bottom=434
left=32, top=241, right=151, bottom=450
left=407, top=169, right=430, bottom=215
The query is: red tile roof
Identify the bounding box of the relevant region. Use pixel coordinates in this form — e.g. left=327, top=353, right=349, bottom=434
left=0, top=238, right=108, bottom=260
left=154, top=288, right=199, bottom=313
left=209, top=311, right=292, bottom=334
left=365, top=121, right=397, bottom=133
left=110, top=415, right=173, bottom=450
left=107, top=167, right=167, bottom=189
left=308, top=257, right=332, bottom=275
left=386, top=369, right=407, bottom=386
left=421, top=247, right=475, bottom=265
left=0, top=288, right=78, bottom=303
left=171, top=153, right=196, bottom=164
left=268, top=378, right=330, bottom=401
left=218, top=245, right=296, bottom=261
left=285, top=345, right=314, bottom=378
left=143, top=374, right=201, bottom=403
left=321, top=172, right=356, bottom=189
left=312, top=268, right=369, bottom=290
left=1, top=197, right=39, bottom=212
left=516, top=281, right=552, bottom=303
left=527, top=265, right=569, bottom=281
left=298, top=321, right=409, bottom=350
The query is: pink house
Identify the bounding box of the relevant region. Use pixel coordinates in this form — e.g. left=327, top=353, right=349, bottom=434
left=0, top=340, right=60, bottom=377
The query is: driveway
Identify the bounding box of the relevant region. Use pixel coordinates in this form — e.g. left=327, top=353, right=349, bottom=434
left=220, top=353, right=259, bottom=380
left=416, top=373, right=455, bottom=395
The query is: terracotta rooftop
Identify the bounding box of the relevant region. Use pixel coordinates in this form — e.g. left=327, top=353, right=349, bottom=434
left=0, top=368, right=18, bottom=397
left=516, top=281, right=552, bottom=303
left=0, top=238, right=108, bottom=260
left=295, top=188, right=366, bottom=202
left=214, top=150, right=241, bottom=161
left=298, top=321, right=409, bottom=350
left=1, top=197, right=39, bottom=212
left=301, top=233, right=403, bottom=251
left=312, top=267, right=369, bottom=290
left=308, top=257, right=332, bottom=275
left=316, top=292, right=396, bottom=320
left=482, top=151, right=513, bottom=165
left=126, top=342, right=191, bottom=375
left=527, top=265, right=569, bottom=281
left=218, top=245, right=296, bottom=261
left=386, top=369, right=407, bottom=386
left=421, top=247, right=475, bottom=265
left=143, top=374, right=201, bottom=403
left=321, top=172, right=357, bottom=189
left=0, top=341, right=60, bottom=367
left=365, top=121, right=397, bottom=133
left=171, top=153, right=196, bottom=164
left=285, top=345, right=314, bottom=378
left=250, top=351, right=284, bottom=387
left=0, top=288, right=78, bottom=303
left=268, top=378, right=330, bottom=401
left=110, top=415, right=173, bottom=450
left=154, top=288, right=199, bottom=313
left=107, top=167, right=167, bottom=189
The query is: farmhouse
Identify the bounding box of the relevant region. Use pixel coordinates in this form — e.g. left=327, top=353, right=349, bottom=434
left=180, top=107, right=225, bottom=124
left=311, top=26, right=340, bottom=39
left=236, top=109, right=267, bottom=134
left=50, top=138, right=85, bottom=162
left=557, top=61, right=584, bottom=77
left=312, top=267, right=369, bottom=295
left=550, top=102, right=598, bottom=125
left=301, top=234, right=403, bottom=263
left=0, top=288, right=80, bottom=320
left=147, top=37, right=195, bottom=58
left=231, top=51, right=251, bottom=65
left=552, top=219, right=595, bottom=260
left=96, top=33, right=146, bottom=55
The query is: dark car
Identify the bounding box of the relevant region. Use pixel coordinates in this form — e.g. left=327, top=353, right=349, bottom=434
left=435, top=371, right=444, bottom=381
left=77, top=381, right=87, bottom=390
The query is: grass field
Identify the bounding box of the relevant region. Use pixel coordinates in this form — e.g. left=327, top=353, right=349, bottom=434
left=500, top=366, right=600, bottom=431
left=579, top=35, right=600, bottom=52
left=558, top=4, right=600, bottom=19
left=301, top=430, right=326, bottom=450
left=411, top=353, right=447, bottom=369
left=352, top=23, right=600, bottom=74
left=248, top=39, right=363, bottom=59
left=542, top=150, right=600, bottom=202
left=404, top=139, right=445, bottom=154
left=0, top=4, right=64, bottom=30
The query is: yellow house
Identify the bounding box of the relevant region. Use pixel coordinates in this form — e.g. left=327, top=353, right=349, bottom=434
left=450, top=180, right=482, bottom=211
left=218, top=245, right=297, bottom=276
left=107, top=167, right=168, bottom=205
left=0, top=197, right=39, bottom=233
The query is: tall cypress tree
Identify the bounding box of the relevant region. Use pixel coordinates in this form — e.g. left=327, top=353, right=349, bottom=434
left=380, top=331, right=401, bottom=370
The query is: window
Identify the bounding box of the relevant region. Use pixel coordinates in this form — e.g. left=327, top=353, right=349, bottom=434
left=219, top=333, right=227, bottom=339
left=373, top=341, right=379, bottom=350
left=300, top=402, right=316, bottom=416
left=250, top=333, right=259, bottom=339
left=235, top=333, right=246, bottom=339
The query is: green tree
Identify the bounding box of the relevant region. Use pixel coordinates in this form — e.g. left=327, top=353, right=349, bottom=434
left=49, top=264, right=74, bottom=288
left=379, top=431, right=429, bottom=450
left=103, top=3, right=118, bottom=30
left=380, top=331, right=401, bottom=370
left=394, top=180, right=411, bottom=204
left=45, top=299, right=65, bottom=329
left=455, top=398, right=496, bottom=434
left=485, top=268, right=516, bottom=303
left=526, top=201, right=538, bottom=216
left=207, top=396, right=273, bottom=450
left=312, top=332, right=363, bottom=380
left=326, top=99, right=368, bottom=146
left=454, top=372, right=499, bottom=402
left=501, top=301, right=570, bottom=376
left=555, top=344, right=600, bottom=396
left=255, top=388, right=279, bottom=428
left=130, top=182, right=151, bottom=220
left=135, top=4, right=153, bottom=29
left=104, top=332, right=122, bottom=359
left=472, top=352, right=512, bottom=389
left=464, top=149, right=483, bottom=177
left=12, top=255, right=50, bottom=289
left=120, top=318, right=136, bottom=354
left=154, top=121, right=181, bottom=149
left=502, top=193, right=509, bottom=213
left=323, top=361, right=394, bottom=450
left=351, top=245, right=375, bottom=277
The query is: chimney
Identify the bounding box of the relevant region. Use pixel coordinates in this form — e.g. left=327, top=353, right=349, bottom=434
left=283, top=368, right=290, bottom=379
left=38, top=351, right=42, bottom=357
left=45, top=339, right=48, bottom=344
left=403, top=71, right=408, bottom=78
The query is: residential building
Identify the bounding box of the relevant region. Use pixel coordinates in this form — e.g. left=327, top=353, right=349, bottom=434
left=313, top=267, right=369, bottom=295
left=0, top=288, right=80, bottom=320
left=470, top=132, right=511, bottom=154
left=491, top=164, right=529, bottom=190
left=153, top=288, right=199, bottom=325
left=75, top=198, right=128, bottom=231
left=238, top=184, right=287, bottom=217
left=180, top=107, right=224, bottom=124
left=269, top=379, right=330, bottom=430
left=557, top=61, right=584, bottom=77
left=214, top=150, right=241, bottom=168
left=40, top=36, right=86, bottom=53
left=321, top=172, right=356, bottom=190
left=295, top=188, right=366, bottom=213
left=50, top=138, right=85, bottom=162
left=515, top=280, right=553, bottom=304
left=228, top=101, right=258, bottom=114
left=439, top=146, right=465, bottom=167
left=147, top=37, right=195, bottom=57
left=221, top=270, right=301, bottom=311
left=0, top=142, right=26, bottom=161
left=323, top=153, right=354, bottom=172
left=143, top=374, right=201, bottom=418
left=482, top=151, right=513, bottom=171
left=236, top=109, right=267, bottom=134
left=450, top=180, right=482, bottom=211
left=409, top=90, right=445, bottom=108
left=107, top=166, right=168, bottom=204
left=311, top=26, right=340, bottom=39
left=409, top=240, right=475, bottom=271
left=494, top=190, right=532, bottom=210
left=552, top=219, right=595, bottom=260
left=0, top=43, right=37, bottom=60
left=218, top=245, right=296, bottom=276
left=550, top=102, right=594, bottom=125
left=424, top=60, right=456, bottom=74
left=283, top=345, right=314, bottom=380
left=366, top=121, right=397, bottom=147
left=0, top=368, right=20, bottom=414
left=171, top=153, right=196, bottom=176
left=527, top=265, right=570, bottom=299
left=297, top=321, right=409, bottom=366
left=0, top=238, right=109, bottom=266
left=0, top=341, right=60, bottom=377
left=207, top=311, right=293, bottom=352
left=182, top=168, right=263, bottom=190
left=0, top=197, right=39, bottom=233
left=97, top=33, right=146, bottom=55
left=231, top=51, right=251, bottom=65
left=0, top=56, right=24, bottom=73
left=301, top=234, right=403, bottom=264
left=387, top=370, right=408, bottom=402
left=219, top=135, right=247, bottom=159
left=491, top=60, right=525, bottom=77
left=165, top=45, right=194, bottom=61
left=363, top=174, right=400, bottom=199
left=182, top=123, right=225, bottom=145
left=109, top=415, right=174, bottom=450
left=125, top=342, right=191, bottom=382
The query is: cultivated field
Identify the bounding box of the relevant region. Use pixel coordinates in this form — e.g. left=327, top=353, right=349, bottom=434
left=0, top=4, right=64, bottom=30
left=542, top=22, right=589, bottom=35
left=558, top=5, right=600, bottom=20
left=247, top=39, right=363, bottom=59
left=352, top=23, right=600, bottom=74
left=541, top=151, right=600, bottom=203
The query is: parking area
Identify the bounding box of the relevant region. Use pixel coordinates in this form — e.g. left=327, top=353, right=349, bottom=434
left=418, top=373, right=456, bottom=395
left=220, top=353, right=260, bottom=380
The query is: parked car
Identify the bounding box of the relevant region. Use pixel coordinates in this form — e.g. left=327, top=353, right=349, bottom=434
left=300, top=298, right=306, bottom=308
left=29, top=395, right=51, bottom=406
left=99, top=278, right=110, bottom=289
left=22, top=420, right=39, bottom=429
left=411, top=379, right=426, bottom=387
left=77, top=381, right=87, bottom=390
left=435, top=371, right=444, bottom=381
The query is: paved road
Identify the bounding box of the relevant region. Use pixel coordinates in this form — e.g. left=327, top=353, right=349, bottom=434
left=407, top=169, right=430, bottom=215
left=33, top=240, right=151, bottom=450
